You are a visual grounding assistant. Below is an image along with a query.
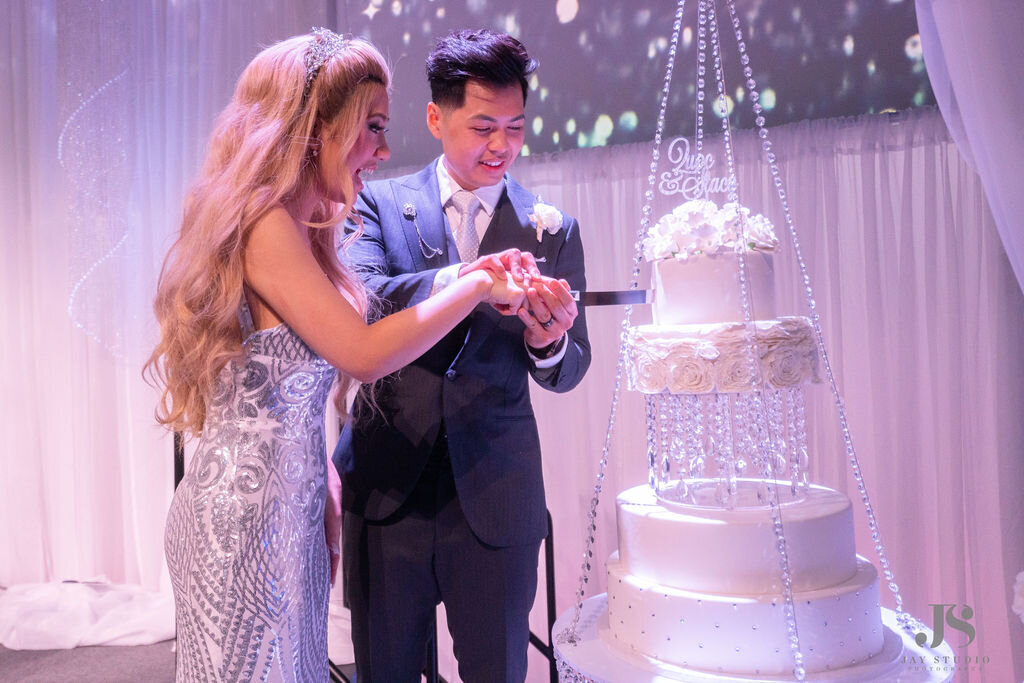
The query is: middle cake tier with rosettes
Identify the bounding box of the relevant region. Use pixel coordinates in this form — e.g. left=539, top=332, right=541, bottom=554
left=627, top=317, right=819, bottom=395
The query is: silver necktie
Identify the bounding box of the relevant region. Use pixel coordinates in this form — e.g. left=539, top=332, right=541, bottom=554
left=451, top=189, right=481, bottom=262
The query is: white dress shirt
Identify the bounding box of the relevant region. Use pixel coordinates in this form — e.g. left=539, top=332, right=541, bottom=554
left=430, top=156, right=567, bottom=368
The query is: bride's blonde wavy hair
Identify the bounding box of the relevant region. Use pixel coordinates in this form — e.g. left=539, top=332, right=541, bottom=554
left=145, top=34, right=390, bottom=435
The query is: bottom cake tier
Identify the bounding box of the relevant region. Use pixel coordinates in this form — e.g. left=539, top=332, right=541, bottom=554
left=554, top=595, right=955, bottom=683
left=605, top=553, right=884, bottom=676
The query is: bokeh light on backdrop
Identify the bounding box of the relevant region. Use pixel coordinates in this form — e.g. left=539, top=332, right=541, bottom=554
left=338, top=0, right=934, bottom=166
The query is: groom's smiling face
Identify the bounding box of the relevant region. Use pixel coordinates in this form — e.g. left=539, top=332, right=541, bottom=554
left=427, top=79, right=526, bottom=191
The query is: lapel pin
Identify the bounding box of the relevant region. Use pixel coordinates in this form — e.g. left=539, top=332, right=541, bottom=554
left=402, top=201, right=442, bottom=259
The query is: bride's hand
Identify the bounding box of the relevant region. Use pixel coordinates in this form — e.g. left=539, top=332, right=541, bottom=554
left=483, top=269, right=526, bottom=315
left=459, top=248, right=541, bottom=288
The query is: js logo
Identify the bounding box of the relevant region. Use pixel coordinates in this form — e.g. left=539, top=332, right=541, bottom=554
left=915, top=603, right=975, bottom=648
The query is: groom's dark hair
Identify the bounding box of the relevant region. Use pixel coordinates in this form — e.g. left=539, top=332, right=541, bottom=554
left=426, top=29, right=538, bottom=109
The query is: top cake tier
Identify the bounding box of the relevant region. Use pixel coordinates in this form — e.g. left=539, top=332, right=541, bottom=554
left=653, top=252, right=775, bottom=325
left=644, top=199, right=780, bottom=325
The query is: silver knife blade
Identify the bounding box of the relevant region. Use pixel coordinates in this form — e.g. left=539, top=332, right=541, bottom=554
left=570, top=290, right=650, bottom=306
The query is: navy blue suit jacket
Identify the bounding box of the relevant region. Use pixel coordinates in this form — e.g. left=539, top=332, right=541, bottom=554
left=332, top=160, right=591, bottom=547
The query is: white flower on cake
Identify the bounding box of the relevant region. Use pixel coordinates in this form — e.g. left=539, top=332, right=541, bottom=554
left=642, top=233, right=676, bottom=262
left=763, top=346, right=809, bottom=388
left=1014, top=571, right=1024, bottom=624
left=529, top=200, right=563, bottom=242
left=627, top=319, right=819, bottom=394
left=643, top=198, right=778, bottom=261
left=667, top=353, right=715, bottom=393
left=714, top=352, right=759, bottom=392
left=632, top=348, right=672, bottom=393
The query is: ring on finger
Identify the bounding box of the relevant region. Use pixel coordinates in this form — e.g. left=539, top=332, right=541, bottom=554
left=540, top=316, right=556, bottom=329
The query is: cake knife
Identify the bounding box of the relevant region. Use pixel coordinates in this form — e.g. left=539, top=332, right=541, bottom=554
left=570, top=290, right=650, bottom=306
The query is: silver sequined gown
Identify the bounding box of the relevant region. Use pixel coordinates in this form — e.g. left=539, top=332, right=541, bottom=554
left=165, top=303, right=337, bottom=682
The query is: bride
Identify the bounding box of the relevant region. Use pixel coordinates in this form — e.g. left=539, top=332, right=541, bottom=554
left=145, top=30, right=528, bottom=681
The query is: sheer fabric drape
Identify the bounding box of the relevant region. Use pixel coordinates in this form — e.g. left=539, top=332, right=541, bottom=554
left=0, top=0, right=336, bottom=648
left=915, top=0, right=1024, bottom=291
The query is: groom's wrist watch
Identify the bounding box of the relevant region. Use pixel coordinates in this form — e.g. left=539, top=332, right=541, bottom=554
left=528, top=334, right=565, bottom=359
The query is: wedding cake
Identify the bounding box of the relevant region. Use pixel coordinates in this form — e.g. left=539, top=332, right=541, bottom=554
left=605, top=199, right=886, bottom=677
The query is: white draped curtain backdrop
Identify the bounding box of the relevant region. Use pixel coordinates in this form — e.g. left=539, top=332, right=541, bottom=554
left=2, top=2, right=1021, bottom=681
left=915, top=0, right=1024, bottom=292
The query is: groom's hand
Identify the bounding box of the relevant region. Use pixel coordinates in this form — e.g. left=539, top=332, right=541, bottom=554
left=519, top=277, right=577, bottom=351
left=458, top=248, right=541, bottom=286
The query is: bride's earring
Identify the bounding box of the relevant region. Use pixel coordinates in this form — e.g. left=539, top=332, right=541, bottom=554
left=310, top=139, right=321, bottom=157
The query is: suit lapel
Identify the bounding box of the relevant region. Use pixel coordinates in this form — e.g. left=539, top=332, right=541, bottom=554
left=391, top=162, right=454, bottom=271
left=479, top=178, right=559, bottom=277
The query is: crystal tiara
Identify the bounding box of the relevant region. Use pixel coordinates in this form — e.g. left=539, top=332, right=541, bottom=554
left=303, top=27, right=349, bottom=105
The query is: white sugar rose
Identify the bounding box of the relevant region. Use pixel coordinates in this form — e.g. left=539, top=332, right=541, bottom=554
left=715, top=352, right=759, bottom=392
left=690, top=215, right=721, bottom=253
left=745, top=213, right=779, bottom=251
left=647, top=198, right=779, bottom=260
left=756, top=318, right=801, bottom=352
left=668, top=354, right=715, bottom=394
left=643, top=233, right=676, bottom=261
left=762, top=346, right=808, bottom=388
left=631, top=350, right=670, bottom=393
left=757, top=318, right=820, bottom=383
left=671, top=230, right=701, bottom=256
left=672, top=198, right=717, bottom=224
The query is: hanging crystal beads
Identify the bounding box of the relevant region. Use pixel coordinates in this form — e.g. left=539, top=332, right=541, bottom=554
left=557, top=0, right=689, bottom=647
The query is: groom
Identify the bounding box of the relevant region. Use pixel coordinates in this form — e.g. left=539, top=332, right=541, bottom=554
left=333, top=29, right=591, bottom=682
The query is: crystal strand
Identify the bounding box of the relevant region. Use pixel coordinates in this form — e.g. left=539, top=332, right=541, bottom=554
left=764, top=465, right=806, bottom=681
left=646, top=394, right=658, bottom=488
left=751, top=388, right=774, bottom=478
left=669, top=394, right=685, bottom=490
left=684, top=394, right=702, bottom=480
left=764, top=387, right=783, bottom=480
left=717, top=393, right=738, bottom=506
left=736, top=391, right=754, bottom=480
left=558, top=0, right=688, bottom=645
left=783, top=387, right=797, bottom=492
left=751, top=389, right=773, bottom=505
left=793, top=389, right=809, bottom=490
left=702, top=393, right=716, bottom=477
left=695, top=394, right=710, bottom=480
left=769, top=388, right=787, bottom=480
left=786, top=388, right=803, bottom=491
left=695, top=0, right=708, bottom=157
left=710, top=393, right=724, bottom=500
left=707, top=0, right=740, bottom=206
left=658, top=394, right=672, bottom=495
left=710, top=1, right=804, bottom=675
left=723, top=0, right=911, bottom=632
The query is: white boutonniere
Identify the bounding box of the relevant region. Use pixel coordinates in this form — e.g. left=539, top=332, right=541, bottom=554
left=529, top=199, right=563, bottom=243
